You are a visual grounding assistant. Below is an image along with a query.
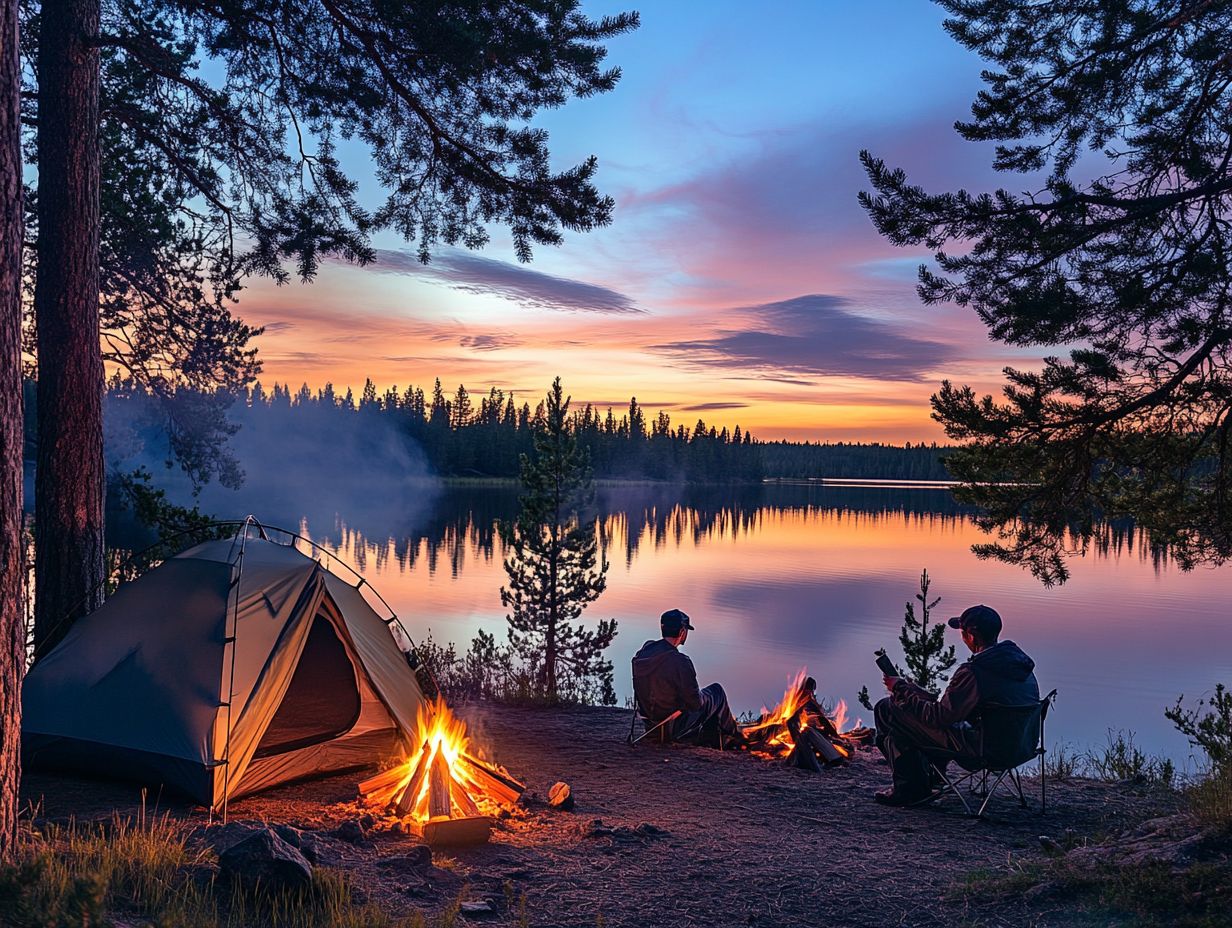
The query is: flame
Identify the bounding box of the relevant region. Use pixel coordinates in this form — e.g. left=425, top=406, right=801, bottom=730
left=388, top=698, right=492, bottom=823
left=741, top=669, right=854, bottom=760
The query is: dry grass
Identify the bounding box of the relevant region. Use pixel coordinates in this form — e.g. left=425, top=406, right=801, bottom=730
left=1188, top=767, right=1232, bottom=833
left=0, top=812, right=450, bottom=928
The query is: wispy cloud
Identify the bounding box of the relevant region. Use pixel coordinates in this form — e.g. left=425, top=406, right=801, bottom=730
left=370, top=249, right=643, bottom=315
left=680, top=402, right=749, bottom=411
left=652, top=294, right=956, bottom=382
left=436, top=333, right=523, bottom=352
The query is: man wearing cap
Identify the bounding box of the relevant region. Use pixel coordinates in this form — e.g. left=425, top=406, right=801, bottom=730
left=631, top=609, right=744, bottom=747
left=873, top=604, right=1039, bottom=806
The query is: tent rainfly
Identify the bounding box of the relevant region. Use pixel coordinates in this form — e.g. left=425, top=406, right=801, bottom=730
left=22, top=533, right=428, bottom=810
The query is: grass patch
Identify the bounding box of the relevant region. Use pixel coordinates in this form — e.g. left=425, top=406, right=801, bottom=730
left=959, top=855, right=1232, bottom=928
left=1084, top=729, right=1175, bottom=787
left=0, top=814, right=456, bottom=928
left=1043, top=740, right=1080, bottom=781
left=1187, top=767, right=1232, bottom=834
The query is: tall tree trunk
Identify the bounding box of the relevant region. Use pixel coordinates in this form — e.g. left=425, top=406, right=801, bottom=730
left=0, top=0, right=25, bottom=863
left=33, top=0, right=103, bottom=660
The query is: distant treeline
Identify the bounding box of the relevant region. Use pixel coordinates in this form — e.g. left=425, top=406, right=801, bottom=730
left=25, top=378, right=955, bottom=486
left=761, top=440, right=953, bottom=481
left=229, top=379, right=953, bottom=484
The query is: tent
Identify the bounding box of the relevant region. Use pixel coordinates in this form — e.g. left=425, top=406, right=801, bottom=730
left=22, top=531, right=428, bottom=810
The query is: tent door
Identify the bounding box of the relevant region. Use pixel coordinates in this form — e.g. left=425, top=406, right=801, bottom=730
left=252, top=612, right=362, bottom=758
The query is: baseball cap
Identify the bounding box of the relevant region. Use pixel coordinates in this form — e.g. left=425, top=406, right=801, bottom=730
left=948, top=604, right=1002, bottom=639
left=660, top=609, right=695, bottom=635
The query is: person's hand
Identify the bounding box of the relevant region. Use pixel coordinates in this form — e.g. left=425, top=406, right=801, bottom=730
left=883, top=675, right=899, bottom=693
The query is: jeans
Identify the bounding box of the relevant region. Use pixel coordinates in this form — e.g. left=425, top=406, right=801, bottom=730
left=672, top=683, right=741, bottom=747
left=874, top=697, right=980, bottom=797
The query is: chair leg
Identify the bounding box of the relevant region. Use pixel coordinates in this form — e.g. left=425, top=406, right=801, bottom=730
left=976, top=770, right=1013, bottom=818
left=1009, top=768, right=1027, bottom=808
left=916, top=763, right=976, bottom=816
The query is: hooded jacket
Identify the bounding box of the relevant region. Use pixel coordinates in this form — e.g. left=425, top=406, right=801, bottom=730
left=892, top=639, right=1039, bottom=730
left=631, top=639, right=702, bottom=722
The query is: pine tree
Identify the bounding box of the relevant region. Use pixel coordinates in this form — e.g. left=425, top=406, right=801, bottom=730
left=859, top=569, right=956, bottom=711
left=500, top=378, right=616, bottom=704
left=26, top=0, right=638, bottom=654
left=861, top=1, right=1232, bottom=583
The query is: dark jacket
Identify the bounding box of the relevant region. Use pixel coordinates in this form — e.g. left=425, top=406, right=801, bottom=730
left=631, top=639, right=701, bottom=722
left=892, top=639, right=1039, bottom=730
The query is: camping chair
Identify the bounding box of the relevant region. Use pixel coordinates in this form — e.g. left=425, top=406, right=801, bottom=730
left=626, top=697, right=678, bottom=745
left=917, top=689, right=1057, bottom=819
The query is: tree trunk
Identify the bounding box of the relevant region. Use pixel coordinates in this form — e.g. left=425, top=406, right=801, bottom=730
left=0, top=0, right=25, bottom=863
left=33, top=0, right=104, bottom=660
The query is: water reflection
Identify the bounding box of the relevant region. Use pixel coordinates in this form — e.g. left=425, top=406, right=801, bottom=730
left=218, top=482, right=1227, bottom=764
left=301, top=482, right=1164, bottom=580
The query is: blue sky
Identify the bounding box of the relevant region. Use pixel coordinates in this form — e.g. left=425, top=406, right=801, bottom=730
left=241, top=2, right=1024, bottom=442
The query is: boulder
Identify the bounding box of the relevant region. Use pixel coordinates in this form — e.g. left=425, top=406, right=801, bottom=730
left=218, top=828, right=313, bottom=890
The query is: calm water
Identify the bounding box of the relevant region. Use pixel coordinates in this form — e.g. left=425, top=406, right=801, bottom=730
left=283, top=482, right=1231, bottom=766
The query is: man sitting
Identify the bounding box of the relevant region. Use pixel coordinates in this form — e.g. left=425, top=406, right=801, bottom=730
left=873, top=604, right=1039, bottom=806
left=631, top=609, right=744, bottom=747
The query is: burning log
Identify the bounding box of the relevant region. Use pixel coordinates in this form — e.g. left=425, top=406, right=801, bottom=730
left=459, top=753, right=525, bottom=807
left=784, top=714, right=823, bottom=772
left=391, top=739, right=433, bottom=815
left=356, top=698, right=527, bottom=846
left=428, top=750, right=452, bottom=819
left=742, top=670, right=860, bottom=770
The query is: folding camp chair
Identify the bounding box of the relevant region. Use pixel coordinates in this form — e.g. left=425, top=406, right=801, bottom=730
left=917, top=689, right=1057, bottom=818
left=625, top=698, right=678, bottom=745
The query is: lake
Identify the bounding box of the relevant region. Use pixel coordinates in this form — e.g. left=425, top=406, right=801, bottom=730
left=279, top=480, right=1231, bottom=767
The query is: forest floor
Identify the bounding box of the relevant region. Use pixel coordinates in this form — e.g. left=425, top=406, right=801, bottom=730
left=21, top=704, right=1184, bottom=928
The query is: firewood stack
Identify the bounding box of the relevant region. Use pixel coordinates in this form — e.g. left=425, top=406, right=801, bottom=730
left=742, top=675, right=862, bottom=770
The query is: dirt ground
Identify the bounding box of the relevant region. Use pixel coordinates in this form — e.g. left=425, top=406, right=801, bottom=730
left=21, top=704, right=1169, bottom=928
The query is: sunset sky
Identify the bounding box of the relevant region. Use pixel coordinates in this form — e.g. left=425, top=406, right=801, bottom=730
left=239, top=2, right=1037, bottom=443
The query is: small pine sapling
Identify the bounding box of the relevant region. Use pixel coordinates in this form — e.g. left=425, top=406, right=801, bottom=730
left=859, top=569, right=956, bottom=710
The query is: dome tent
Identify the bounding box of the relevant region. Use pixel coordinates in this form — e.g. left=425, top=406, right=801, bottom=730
left=22, top=523, right=428, bottom=811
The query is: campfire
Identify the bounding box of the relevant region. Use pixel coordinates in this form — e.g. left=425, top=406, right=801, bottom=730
left=742, top=671, right=871, bottom=771
left=358, top=698, right=525, bottom=844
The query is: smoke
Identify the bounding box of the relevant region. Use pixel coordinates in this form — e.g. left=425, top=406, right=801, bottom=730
left=104, top=390, right=440, bottom=545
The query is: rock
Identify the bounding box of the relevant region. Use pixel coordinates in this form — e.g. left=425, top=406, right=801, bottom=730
left=218, top=828, right=312, bottom=890
left=390, top=821, right=406, bottom=835
left=332, top=820, right=368, bottom=845
left=582, top=819, right=611, bottom=838
left=460, top=900, right=496, bottom=916
left=200, top=820, right=257, bottom=852
left=379, top=846, right=433, bottom=871
left=290, top=832, right=320, bottom=864
left=1038, top=835, right=1061, bottom=853
left=274, top=824, right=303, bottom=848
left=359, top=813, right=376, bottom=831
left=548, top=781, right=574, bottom=811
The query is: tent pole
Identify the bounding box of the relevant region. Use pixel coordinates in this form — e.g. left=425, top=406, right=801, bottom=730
left=220, top=517, right=255, bottom=823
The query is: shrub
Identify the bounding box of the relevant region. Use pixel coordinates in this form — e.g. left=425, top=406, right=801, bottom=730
left=1167, top=682, right=1232, bottom=831
left=1166, top=684, right=1232, bottom=774
left=1084, top=729, right=1175, bottom=787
